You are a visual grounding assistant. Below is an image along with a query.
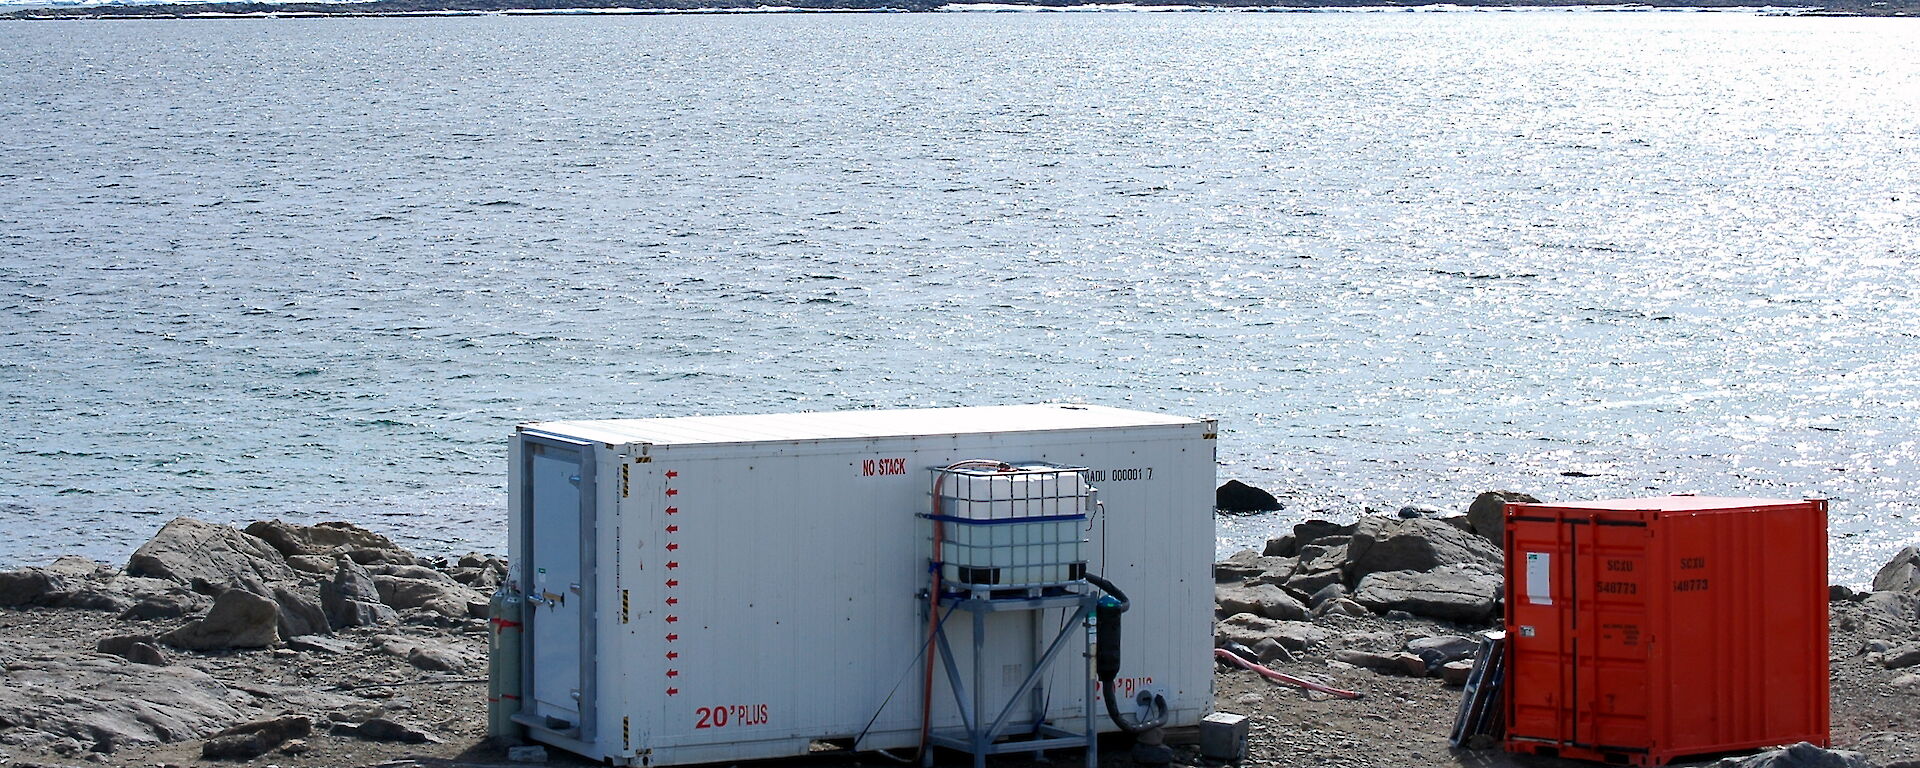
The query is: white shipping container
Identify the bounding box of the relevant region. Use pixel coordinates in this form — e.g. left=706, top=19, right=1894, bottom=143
left=506, top=404, right=1217, bottom=767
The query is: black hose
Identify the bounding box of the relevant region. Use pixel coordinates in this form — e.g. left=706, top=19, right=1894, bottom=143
left=1085, top=573, right=1128, bottom=610
left=1084, top=574, right=1168, bottom=735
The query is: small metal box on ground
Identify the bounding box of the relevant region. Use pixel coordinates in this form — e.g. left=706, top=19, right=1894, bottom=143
left=502, top=405, right=1217, bottom=767
left=1503, top=496, right=1829, bottom=767
left=1198, top=712, right=1250, bottom=761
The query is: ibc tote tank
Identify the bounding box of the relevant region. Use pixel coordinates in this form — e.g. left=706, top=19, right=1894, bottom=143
left=1503, top=496, right=1830, bottom=767
left=501, top=404, right=1218, bottom=766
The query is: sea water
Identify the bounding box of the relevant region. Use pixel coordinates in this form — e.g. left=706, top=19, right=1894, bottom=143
left=1, top=12, right=1915, bottom=584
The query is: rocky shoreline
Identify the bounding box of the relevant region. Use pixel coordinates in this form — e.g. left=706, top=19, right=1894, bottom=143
left=0, top=495, right=1916, bottom=768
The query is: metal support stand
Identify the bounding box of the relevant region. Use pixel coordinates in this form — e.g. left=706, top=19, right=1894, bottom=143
left=922, top=588, right=1098, bottom=768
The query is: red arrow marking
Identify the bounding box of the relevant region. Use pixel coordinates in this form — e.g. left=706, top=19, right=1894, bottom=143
left=666, top=471, right=679, bottom=478
left=665, top=579, right=679, bottom=588
left=666, top=688, right=679, bottom=696
left=666, top=543, right=679, bottom=551
left=665, top=507, right=679, bottom=515
left=665, top=488, right=678, bottom=497
left=666, top=597, right=678, bottom=606
left=666, top=561, right=680, bottom=570
left=667, top=669, right=680, bottom=678
left=666, top=651, right=679, bottom=660
left=666, top=525, right=679, bottom=533
left=666, top=615, right=679, bottom=623
left=666, top=634, right=679, bottom=641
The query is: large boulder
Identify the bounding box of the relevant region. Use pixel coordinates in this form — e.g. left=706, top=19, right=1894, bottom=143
left=1853, top=591, right=1919, bottom=639
left=1873, top=546, right=1920, bottom=594
left=1876, top=642, right=1920, bottom=670
left=271, top=584, right=331, bottom=638
left=127, top=518, right=298, bottom=588
left=46, top=555, right=110, bottom=578
left=372, top=575, right=478, bottom=620
left=1344, top=517, right=1503, bottom=583
left=1296, top=538, right=1350, bottom=574
left=200, top=575, right=331, bottom=638
left=1352, top=565, right=1502, bottom=624
left=1214, top=613, right=1329, bottom=652
left=0, top=568, right=68, bottom=607
left=201, top=715, right=312, bottom=760
left=1215, top=481, right=1282, bottom=513
left=1283, top=569, right=1345, bottom=600
left=339, top=717, right=433, bottom=743
left=322, top=556, right=398, bottom=628
left=120, top=590, right=212, bottom=620
left=1213, top=550, right=1290, bottom=583
left=1466, top=491, right=1539, bottom=544
left=0, top=639, right=247, bottom=754
left=245, top=520, right=417, bottom=566
left=1292, top=520, right=1357, bottom=554
left=1215, top=613, right=1283, bottom=648
left=1215, top=583, right=1308, bottom=621
left=370, top=564, right=459, bottom=585
left=1313, top=597, right=1370, bottom=618
left=1711, top=742, right=1874, bottom=768
left=159, top=589, right=281, bottom=650
left=1407, top=635, right=1479, bottom=670
left=448, top=554, right=508, bottom=590
left=376, top=634, right=475, bottom=672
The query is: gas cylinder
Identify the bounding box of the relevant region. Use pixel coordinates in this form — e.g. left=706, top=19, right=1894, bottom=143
left=487, top=583, right=524, bottom=742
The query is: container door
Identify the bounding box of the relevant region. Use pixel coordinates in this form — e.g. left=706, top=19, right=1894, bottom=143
left=1576, top=520, right=1652, bottom=751
left=1506, top=514, right=1576, bottom=746
left=524, top=437, right=594, bottom=731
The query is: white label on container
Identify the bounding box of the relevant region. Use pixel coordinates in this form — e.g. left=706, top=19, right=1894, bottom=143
left=857, top=457, right=909, bottom=478
left=1525, top=552, right=1552, bottom=606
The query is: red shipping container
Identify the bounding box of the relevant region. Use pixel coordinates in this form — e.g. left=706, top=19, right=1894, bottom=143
left=1503, top=496, right=1829, bottom=766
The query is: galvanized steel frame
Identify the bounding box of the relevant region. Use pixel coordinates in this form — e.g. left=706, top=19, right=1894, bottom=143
left=924, top=590, right=1098, bottom=768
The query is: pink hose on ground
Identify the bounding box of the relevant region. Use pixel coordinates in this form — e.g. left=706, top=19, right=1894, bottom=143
left=1213, top=648, right=1364, bottom=699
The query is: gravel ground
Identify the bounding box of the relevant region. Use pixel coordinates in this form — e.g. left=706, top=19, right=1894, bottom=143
left=1215, top=605, right=1919, bottom=768
left=1, top=597, right=1910, bottom=768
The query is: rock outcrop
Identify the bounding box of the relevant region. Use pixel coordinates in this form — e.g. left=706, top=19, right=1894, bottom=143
left=1344, top=516, right=1502, bottom=583
left=1874, top=546, right=1920, bottom=594
left=1215, top=583, right=1308, bottom=621
left=244, top=519, right=419, bottom=565
left=1711, top=742, right=1875, bottom=768
left=322, top=555, right=400, bottom=628
left=159, top=588, right=281, bottom=650
left=1352, top=565, right=1501, bottom=624
left=1466, top=490, right=1538, bottom=543
left=127, top=517, right=300, bottom=587
left=1216, top=480, right=1283, bottom=513
left=373, top=574, right=475, bottom=620
left=0, top=639, right=246, bottom=754
left=0, top=568, right=68, bottom=607
left=1213, top=494, right=1512, bottom=624
left=201, top=715, right=313, bottom=760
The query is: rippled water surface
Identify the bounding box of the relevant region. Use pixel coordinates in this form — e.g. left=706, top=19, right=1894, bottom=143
left=2, top=12, right=1916, bottom=582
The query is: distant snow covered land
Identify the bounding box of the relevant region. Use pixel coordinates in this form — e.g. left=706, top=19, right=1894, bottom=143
left=0, top=0, right=1821, bottom=12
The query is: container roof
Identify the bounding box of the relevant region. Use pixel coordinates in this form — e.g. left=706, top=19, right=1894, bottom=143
left=521, top=404, right=1206, bottom=447
left=1527, top=496, right=1819, bottom=512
